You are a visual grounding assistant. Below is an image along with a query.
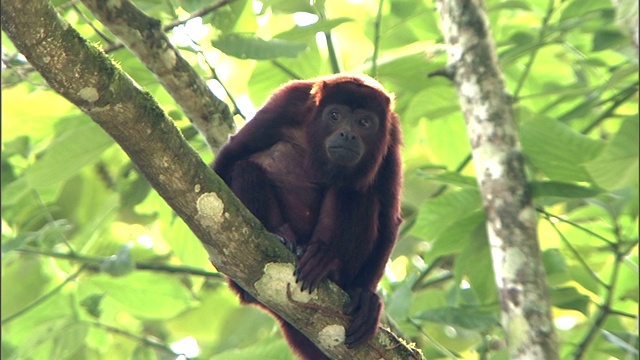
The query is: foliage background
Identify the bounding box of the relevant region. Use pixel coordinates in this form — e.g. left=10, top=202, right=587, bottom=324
left=2, top=0, right=638, bottom=359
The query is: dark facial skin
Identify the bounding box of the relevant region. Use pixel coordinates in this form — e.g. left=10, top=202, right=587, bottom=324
left=322, top=105, right=380, bottom=167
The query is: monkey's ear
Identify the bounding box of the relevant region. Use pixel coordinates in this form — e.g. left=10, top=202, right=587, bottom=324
left=309, top=81, right=327, bottom=106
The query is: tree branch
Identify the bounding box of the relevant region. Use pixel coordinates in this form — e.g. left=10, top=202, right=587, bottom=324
left=80, top=0, right=235, bottom=152
left=436, top=1, right=559, bottom=359
left=1, top=1, right=421, bottom=358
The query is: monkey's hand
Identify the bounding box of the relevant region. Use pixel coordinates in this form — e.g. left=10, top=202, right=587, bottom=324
left=275, top=224, right=303, bottom=256
left=294, top=242, right=339, bottom=293
left=344, top=287, right=382, bottom=348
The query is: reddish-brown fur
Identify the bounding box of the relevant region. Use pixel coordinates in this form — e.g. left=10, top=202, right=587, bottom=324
left=213, top=74, right=403, bottom=360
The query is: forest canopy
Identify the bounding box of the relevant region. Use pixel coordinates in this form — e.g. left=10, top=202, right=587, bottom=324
left=2, top=0, right=638, bottom=359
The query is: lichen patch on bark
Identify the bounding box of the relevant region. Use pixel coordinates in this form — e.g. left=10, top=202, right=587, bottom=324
left=195, top=192, right=224, bottom=229
left=255, top=262, right=316, bottom=304
left=318, top=324, right=345, bottom=350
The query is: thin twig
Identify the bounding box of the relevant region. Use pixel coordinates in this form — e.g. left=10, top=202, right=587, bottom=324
left=370, top=0, right=385, bottom=77
left=14, top=247, right=223, bottom=279
left=512, top=0, right=555, bottom=100
left=102, top=0, right=237, bottom=53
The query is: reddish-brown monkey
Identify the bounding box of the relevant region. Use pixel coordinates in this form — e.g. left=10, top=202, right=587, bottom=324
left=213, top=74, right=403, bottom=359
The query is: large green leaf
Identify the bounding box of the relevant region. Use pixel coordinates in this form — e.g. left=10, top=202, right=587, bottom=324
left=549, top=287, right=590, bottom=315
left=427, top=210, right=485, bottom=261
left=212, top=33, right=307, bottom=60
left=531, top=181, right=602, bottom=198
left=411, top=188, right=483, bottom=242
left=88, top=272, right=194, bottom=319
left=415, top=306, right=499, bottom=331
left=276, top=18, right=353, bottom=42
left=586, top=118, right=639, bottom=190
left=24, top=120, right=113, bottom=189
left=520, top=117, right=605, bottom=182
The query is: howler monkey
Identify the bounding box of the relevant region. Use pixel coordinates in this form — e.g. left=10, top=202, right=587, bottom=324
left=213, top=74, right=403, bottom=359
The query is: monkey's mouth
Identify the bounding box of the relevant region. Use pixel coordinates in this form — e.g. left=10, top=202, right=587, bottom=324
left=327, top=146, right=361, bottom=165
left=328, top=146, right=358, bottom=154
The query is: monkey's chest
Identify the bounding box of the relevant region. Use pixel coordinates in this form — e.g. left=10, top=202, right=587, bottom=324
left=250, top=141, right=323, bottom=237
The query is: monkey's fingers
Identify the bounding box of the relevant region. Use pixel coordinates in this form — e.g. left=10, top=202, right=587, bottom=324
left=294, top=243, right=338, bottom=292
left=275, top=224, right=299, bottom=254
left=345, top=288, right=382, bottom=348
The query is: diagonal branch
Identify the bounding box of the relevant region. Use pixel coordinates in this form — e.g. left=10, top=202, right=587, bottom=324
left=80, top=0, right=235, bottom=152
left=1, top=1, right=421, bottom=359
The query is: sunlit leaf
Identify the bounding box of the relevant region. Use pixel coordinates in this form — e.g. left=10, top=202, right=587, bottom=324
left=415, top=306, right=499, bottom=331
left=88, top=272, right=194, bottom=319
left=586, top=118, right=639, bottom=190
left=24, top=121, right=113, bottom=188
left=212, top=33, right=307, bottom=60
left=520, top=117, right=605, bottom=182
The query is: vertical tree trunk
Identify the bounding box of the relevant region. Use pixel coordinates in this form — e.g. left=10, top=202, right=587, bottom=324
left=436, top=1, right=559, bottom=359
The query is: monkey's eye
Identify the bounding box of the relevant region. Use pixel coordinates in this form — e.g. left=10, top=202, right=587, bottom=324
left=358, top=118, right=371, bottom=128
left=329, top=110, right=341, bottom=122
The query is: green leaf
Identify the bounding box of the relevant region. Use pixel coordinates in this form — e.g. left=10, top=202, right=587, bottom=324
left=593, top=28, right=629, bottom=51
left=415, top=306, right=499, bottom=331
left=88, top=271, right=194, bottom=319
left=457, top=228, right=497, bottom=304
left=531, top=181, right=602, bottom=198
left=488, top=0, right=532, bottom=11
left=586, top=118, right=639, bottom=190
left=411, top=188, right=483, bottom=242
left=418, top=171, right=478, bottom=188
left=80, top=294, right=104, bottom=318
left=520, top=117, right=605, bottom=182
left=209, top=338, right=294, bottom=360
left=428, top=210, right=485, bottom=260
left=212, top=33, right=307, bottom=60
left=549, top=287, right=590, bottom=315
left=276, top=18, right=353, bottom=41
left=561, top=0, right=613, bottom=20
left=264, top=0, right=315, bottom=14
left=386, top=282, right=414, bottom=320
left=542, top=249, right=570, bottom=285
left=24, top=121, right=114, bottom=188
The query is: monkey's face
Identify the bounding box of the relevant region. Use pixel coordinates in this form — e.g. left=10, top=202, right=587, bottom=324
left=321, top=104, right=380, bottom=167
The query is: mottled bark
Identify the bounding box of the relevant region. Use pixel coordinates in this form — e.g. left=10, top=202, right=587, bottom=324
left=81, top=0, right=235, bottom=151
left=1, top=1, right=422, bottom=359
left=436, top=1, right=559, bottom=359
left=612, top=0, right=639, bottom=49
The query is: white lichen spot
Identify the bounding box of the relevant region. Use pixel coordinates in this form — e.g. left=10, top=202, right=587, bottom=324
left=106, top=0, right=123, bottom=11
left=518, top=206, right=536, bottom=226
left=195, top=192, right=224, bottom=229
left=474, top=102, right=490, bottom=121
left=318, top=324, right=345, bottom=349
left=508, top=313, right=530, bottom=352
left=460, top=76, right=480, bottom=99
left=194, top=183, right=201, bottom=193
left=42, top=56, right=51, bottom=63
left=254, top=263, right=317, bottom=304
left=503, top=248, right=527, bottom=282
left=78, top=87, right=99, bottom=102
left=160, top=49, right=178, bottom=67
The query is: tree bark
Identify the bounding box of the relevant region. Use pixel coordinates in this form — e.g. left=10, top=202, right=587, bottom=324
left=436, top=1, right=559, bottom=359
left=612, top=0, right=639, bottom=50
left=80, top=0, right=236, bottom=152
left=1, top=1, right=422, bottom=359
